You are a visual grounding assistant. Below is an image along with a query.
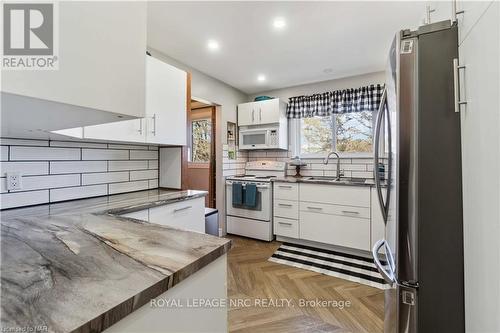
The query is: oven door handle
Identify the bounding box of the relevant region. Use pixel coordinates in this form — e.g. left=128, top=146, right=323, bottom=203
left=226, top=182, right=270, bottom=189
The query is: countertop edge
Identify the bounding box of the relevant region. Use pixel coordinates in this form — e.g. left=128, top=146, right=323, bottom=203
left=271, top=177, right=379, bottom=187
left=72, top=238, right=231, bottom=333
left=104, top=191, right=208, bottom=216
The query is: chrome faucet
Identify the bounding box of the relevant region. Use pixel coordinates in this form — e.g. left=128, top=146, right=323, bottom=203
left=324, top=151, right=343, bottom=181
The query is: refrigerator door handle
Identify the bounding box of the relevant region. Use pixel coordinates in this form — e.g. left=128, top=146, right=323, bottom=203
left=372, top=239, right=396, bottom=285
left=373, top=88, right=388, bottom=222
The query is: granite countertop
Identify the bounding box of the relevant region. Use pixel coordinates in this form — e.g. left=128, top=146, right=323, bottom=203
left=0, top=189, right=231, bottom=333
left=272, top=176, right=383, bottom=187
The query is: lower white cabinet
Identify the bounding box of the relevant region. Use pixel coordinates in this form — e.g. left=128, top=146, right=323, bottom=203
left=120, top=197, right=205, bottom=233
left=274, top=217, right=299, bottom=238
left=273, top=181, right=376, bottom=252
left=299, top=211, right=370, bottom=251
left=274, top=199, right=299, bottom=220
left=149, top=197, right=205, bottom=233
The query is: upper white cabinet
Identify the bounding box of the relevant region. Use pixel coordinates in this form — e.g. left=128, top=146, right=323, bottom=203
left=145, top=56, right=187, bottom=145
left=83, top=118, right=146, bottom=143
left=456, top=1, right=493, bottom=44
left=238, top=99, right=286, bottom=126
left=458, top=2, right=500, bottom=332
left=1, top=2, right=148, bottom=138
left=60, top=56, right=188, bottom=145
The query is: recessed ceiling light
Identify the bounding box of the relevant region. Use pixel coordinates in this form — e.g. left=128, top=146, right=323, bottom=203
left=323, top=68, right=334, bottom=74
left=257, top=74, right=266, bottom=82
left=207, top=40, right=219, bottom=51
left=273, top=17, right=286, bottom=29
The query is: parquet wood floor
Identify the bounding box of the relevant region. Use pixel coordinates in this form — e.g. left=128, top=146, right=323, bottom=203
left=227, top=235, right=384, bottom=333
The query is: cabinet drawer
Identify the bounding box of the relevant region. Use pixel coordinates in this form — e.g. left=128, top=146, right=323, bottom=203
left=274, top=217, right=299, bottom=238
left=274, top=199, right=299, bottom=219
left=274, top=183, right=298, bottom=201
left=300, top=183, right=370, bottom=207
left=149, top=197, right=205, bottom=233
left=300, top=211, right=370, bottom=251
left=299, top=201, right=370, bottom=219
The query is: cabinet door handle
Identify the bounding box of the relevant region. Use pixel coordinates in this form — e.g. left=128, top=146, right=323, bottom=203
left=259, top=108, right=262, bottom=122
left=278, top=221, right=293, bottom=226
left=278, top=203, right=293, bottom=207
left=453, top=58, right=467, bottom=113
left=278, top=185, right=292, bottom=189
left=307, top=206, right=323, bottom=211
left=138, top=118, right=143, bottom=135
left=341, top=210, right=360, bottom=215
left=173, top=205, right=192, bottom=213
left=252, top=109, right=255, bottom=123
left=151, top=114, right=157, bottom=135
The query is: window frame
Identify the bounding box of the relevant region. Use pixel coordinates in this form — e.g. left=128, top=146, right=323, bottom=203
left=290, top=111, right=379, bottom=159
left=190, top=117, right=212, bottom=163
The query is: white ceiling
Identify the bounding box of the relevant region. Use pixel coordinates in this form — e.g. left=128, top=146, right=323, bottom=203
left=147, top=1, right=425, bottom=94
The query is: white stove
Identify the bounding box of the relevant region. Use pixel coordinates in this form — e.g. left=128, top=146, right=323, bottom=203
left=226, top=161, right=286, bottom=241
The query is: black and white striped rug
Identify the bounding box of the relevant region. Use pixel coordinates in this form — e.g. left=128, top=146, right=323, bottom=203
left=269, top=242, right=389, bottom=290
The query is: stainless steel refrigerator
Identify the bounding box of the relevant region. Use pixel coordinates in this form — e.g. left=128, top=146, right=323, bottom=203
left=372, top=21, right=465, bottom=333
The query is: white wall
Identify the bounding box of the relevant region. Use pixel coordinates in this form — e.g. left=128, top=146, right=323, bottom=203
left=248, top=71, right=385, bottom=102
left=148, top=48, right=248, bottom=233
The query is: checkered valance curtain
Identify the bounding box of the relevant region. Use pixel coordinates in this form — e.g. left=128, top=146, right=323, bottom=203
left=286, top=84, right=384, bottom=119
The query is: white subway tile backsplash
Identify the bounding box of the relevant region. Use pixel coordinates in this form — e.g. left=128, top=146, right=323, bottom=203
left=1, top=138, right=160, bottom=209
left=130, top=170, right=158, bottom=181
left=50, top=141, right=107, bottom=148
left=10, top=146, right=80, bottom=161
left=107, top=144, right=149, bottom=150
left=50, top=185, right=108, bottom=202
left=0, top=162, right=49, bottom=176
left=109, top=181, right=149, bottom=195
left=1, top=174, right=80, bottom=193
left=108, top=160, right=148, bottom=171
left=129, top=150, right=158, bottom=160
left=1, top=146, right=9, bottom=161
left=148, top=179, right=158, bottom=189
left=50, top=161, right=107, bottom=174
left=351, top=171, right=375, bottom=179
left=82, top=149, right=128, bottom=160
left=0, top=138, right=48, bottom=146
left=82, top=172, right=129, bottom=185
left=341, top=164, right=367, bottom=171
left=148, top=160, right=159, bottom=169
left=0, top=190, right=49, bottom=209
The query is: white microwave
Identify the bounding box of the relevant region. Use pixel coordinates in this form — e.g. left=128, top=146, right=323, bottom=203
left=238, top=126, right=287, bottom=150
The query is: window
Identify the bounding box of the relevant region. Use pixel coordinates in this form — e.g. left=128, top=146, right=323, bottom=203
left=191, top=119, right=211, bottom=163
left=299, top=111, right=374, bottom=156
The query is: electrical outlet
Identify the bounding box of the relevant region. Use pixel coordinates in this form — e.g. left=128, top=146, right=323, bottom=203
left=6, top=172, right=22, bottom=191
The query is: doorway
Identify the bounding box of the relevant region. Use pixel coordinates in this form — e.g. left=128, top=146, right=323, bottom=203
left=185, top=99, right=216, bottom=208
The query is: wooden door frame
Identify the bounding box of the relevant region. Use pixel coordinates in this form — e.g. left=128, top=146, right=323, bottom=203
left=181, top=74, right=217, bottom=208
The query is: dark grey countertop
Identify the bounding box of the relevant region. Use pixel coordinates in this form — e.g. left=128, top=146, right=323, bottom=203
left=272, top=176, right=383, bottom=187
left=0, top=189, right=231, bottom=333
